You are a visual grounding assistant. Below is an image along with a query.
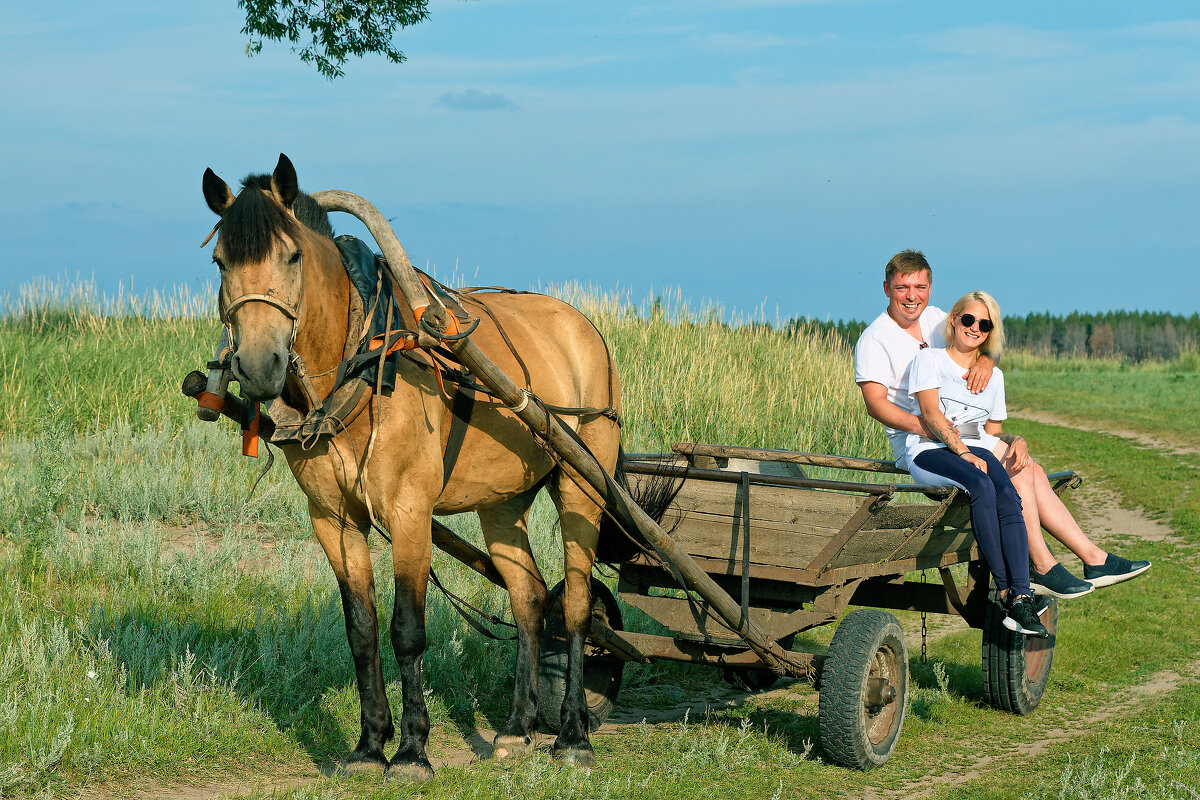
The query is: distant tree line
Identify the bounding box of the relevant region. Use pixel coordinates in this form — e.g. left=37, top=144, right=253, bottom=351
left=786, top=311, right=1200, bottom=363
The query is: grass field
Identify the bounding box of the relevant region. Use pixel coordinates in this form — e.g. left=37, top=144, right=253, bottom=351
left=1, top=282, right=1198, bottom=799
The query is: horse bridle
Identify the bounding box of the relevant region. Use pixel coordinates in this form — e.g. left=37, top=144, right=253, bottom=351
left=218, top=259, right=306, bottom=354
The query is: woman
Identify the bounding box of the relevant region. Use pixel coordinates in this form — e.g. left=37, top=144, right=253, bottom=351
left=901, top=291, right=1048, bottom=638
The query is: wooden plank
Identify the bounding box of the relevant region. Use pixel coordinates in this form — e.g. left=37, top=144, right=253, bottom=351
left=618, top=593, right=820, bottom=640
left=636, top=474, right=868, bottom=531
left=804, top=495, right=890, bottom=574
left=629, top=474, right=871, bottom=570
left=829, top=526, right=976, bottom=569
left=611, top=632, right=818, bottom=678
left=663, top=515, right=832, bottom=570
left=672, top=442, right=908, bottom=474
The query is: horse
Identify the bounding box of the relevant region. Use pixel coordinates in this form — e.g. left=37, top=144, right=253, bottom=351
left=201, top=154, right=625, bottom=778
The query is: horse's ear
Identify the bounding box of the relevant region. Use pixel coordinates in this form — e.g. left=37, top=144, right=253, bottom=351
left=203, top=168, right=234, bottom=216
left=272, top=153, right=299, bottom=209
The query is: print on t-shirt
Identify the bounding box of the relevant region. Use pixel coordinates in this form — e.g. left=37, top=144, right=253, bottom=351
left=940, top=397, right=990, bottom=440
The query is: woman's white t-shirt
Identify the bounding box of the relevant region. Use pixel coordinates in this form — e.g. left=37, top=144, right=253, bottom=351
left=901, top=348, right=1006, bottom=463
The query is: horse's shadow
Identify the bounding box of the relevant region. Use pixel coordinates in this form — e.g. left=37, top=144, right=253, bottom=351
left=86, top=595, right=523, bottom=772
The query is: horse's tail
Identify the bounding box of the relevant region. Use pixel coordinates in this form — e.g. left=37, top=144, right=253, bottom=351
left=595, top=445, right=683, bottom=565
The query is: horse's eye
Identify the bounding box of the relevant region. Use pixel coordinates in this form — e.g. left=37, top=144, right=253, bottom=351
left=288, top=251, right=301, bottom=266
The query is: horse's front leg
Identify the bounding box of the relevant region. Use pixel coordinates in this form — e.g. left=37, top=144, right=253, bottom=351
left=310, top=509, right=394, bottom=772
left=385, top=512, right=435, bottom=781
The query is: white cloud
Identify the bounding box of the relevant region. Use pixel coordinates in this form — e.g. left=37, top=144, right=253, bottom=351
left=916, top=24, right=1082, bottom=60
left=687, top=31, right=809, bottom=54
left=435, top=89, right=517, bottom=110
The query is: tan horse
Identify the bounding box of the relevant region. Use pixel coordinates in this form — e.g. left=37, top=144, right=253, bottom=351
left=202, top=155, right=621, bottom=778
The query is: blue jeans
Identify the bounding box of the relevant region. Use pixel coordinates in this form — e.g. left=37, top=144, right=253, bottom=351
left=910, top=446, right=1030, bottom=596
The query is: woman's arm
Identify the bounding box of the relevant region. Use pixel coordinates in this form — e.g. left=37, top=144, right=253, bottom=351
left=915, top=388, right=988, bottom=472
left=984, top=420, right=1030, bottom=470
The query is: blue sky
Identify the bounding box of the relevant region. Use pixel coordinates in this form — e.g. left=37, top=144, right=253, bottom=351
left=4, top=1, right=1199, bottom=322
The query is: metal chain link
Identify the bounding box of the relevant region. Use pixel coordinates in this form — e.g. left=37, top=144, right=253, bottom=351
left=920, top=568, right=929, bottom=664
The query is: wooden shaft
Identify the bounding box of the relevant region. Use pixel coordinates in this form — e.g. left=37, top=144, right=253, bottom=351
left=311, top=188, right=802, bottom=675
left=311, top=190, right=429, bottom=324
left=431, top=520, right=506, bottom=589
left=443, top=336, right=801, bottom=676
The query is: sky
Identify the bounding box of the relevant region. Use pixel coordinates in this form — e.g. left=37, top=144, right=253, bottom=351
left=4, top=1, right=1200, bottom=322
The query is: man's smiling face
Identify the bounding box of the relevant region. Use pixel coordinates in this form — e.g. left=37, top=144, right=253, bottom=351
left=884, top=269, right=932, bottom=327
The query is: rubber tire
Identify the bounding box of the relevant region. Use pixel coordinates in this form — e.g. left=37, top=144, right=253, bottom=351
left=721, top=668, right=779, bottom=692
left=818, top=609, right=909, bottom=770
left=537, top=578, right=624, bottom=735
left=982, top=592, right=1057, bottom=714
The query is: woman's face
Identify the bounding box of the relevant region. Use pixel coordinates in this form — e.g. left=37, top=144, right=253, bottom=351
left=952, top=299, right=992, bottom=353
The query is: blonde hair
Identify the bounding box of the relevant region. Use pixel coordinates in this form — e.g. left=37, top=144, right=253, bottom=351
left=944, top=291, right=1005, bottom=358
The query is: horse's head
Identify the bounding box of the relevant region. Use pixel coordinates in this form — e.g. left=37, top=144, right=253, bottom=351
left=203, top=154, right=331, bottom=401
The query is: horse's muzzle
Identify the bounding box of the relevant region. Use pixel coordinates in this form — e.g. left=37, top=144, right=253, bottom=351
left=231, top=347, right=287, bottom=401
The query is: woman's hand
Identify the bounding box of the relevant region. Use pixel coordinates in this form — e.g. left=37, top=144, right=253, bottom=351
left=961, top=452, right=989, bottom=472
left=1005, top=437, right=1030, bottom=471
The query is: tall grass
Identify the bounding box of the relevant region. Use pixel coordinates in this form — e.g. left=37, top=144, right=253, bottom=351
left=0, top=279, right=885, bottom=455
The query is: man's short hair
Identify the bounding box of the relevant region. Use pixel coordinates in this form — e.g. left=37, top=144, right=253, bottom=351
left=884, top=250, right=932, bottom=283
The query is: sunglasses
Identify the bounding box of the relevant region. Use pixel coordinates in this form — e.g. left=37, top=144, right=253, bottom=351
left=958, top=313, right=993, bottom=333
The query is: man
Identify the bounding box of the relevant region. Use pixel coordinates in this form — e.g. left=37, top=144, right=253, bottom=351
left=854, top=250, right=1150, bottom=596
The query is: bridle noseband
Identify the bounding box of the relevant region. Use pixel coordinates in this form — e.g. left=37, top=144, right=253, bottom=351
left=219, top=259, right=306, bottom=353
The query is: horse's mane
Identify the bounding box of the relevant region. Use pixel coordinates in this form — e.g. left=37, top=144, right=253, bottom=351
left=220, top=174, right=335, bottom=265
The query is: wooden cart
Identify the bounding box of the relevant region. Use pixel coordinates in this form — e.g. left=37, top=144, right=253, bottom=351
left=183, top=362, right=1080, bottom=770
left=184, top=191, right=1082, bottom=772
left=535, top=443, right=1081, bottom=770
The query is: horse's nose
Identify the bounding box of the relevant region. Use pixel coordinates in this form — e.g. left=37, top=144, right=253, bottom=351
left=231, top=349, right=286, bottom=400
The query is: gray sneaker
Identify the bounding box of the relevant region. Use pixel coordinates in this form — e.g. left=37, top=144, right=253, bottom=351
left=1003, top=594, right=1050, bottom=638
left=1030, top=563, right=1095, bottom=599
left=1084, top=553, right=1152, bottom=588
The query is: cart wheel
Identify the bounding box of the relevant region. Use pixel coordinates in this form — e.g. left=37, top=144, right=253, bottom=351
left=537, top=578, right=624, bottom=734
left=721, top=668, right=778, bottom=692
left=982, top=593, right=1056, bottom=714
left=818, top=609, right=908, bottom=770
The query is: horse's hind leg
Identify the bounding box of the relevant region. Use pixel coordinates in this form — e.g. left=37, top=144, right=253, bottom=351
left=547, top=465, right=608, bottom=766
left=477, top=486, right=548, bottom=757
left=310, top=507, right=394, bottom=773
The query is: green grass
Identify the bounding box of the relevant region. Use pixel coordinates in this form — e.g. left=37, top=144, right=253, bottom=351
left=1005, top=355, right=1200, bottom=448
left=2, top=282, right=1199, bottom=799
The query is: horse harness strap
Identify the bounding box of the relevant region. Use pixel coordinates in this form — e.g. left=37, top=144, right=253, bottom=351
left=207, top=239, right=619, bottom=458
left=220, top=273, right=306, bottom=352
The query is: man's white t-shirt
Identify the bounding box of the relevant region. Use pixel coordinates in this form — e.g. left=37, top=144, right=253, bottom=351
left=853, top=306, right=948, bottom=465
left=902, top=347, right=1006, bottom=463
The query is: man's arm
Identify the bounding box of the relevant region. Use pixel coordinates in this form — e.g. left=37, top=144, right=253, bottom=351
left=858, top=381, right=933, bottom=437
left=964, top=355, right=995, bottom=394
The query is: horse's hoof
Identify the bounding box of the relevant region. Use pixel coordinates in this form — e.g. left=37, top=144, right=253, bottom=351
left=338, top=754, right=389, bottom=776
left=385, top=759, right=435, bottom=783
left=493, top=734, right=533, bottom=759
left=554, top=747, right=594, bottom=768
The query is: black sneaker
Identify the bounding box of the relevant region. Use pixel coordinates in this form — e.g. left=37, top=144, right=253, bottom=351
left=1003, top=594, right=1050, bottom=638
left=1030, top=563, right=1095, bottom=599
left=1083, top=553, right=1152, bottom=588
